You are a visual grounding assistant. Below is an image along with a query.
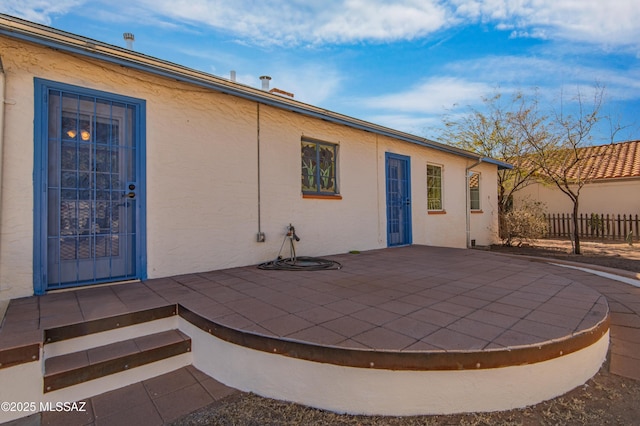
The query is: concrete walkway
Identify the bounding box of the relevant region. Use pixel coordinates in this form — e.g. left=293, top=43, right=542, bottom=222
left=543, top=261, right=640, bottom=381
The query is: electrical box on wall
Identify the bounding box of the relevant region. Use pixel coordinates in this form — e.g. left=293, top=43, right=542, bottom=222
left=256, top=232, right=266, bottom=242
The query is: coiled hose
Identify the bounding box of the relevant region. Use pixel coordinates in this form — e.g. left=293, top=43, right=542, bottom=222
left=257, top=224, right=342, bottom=271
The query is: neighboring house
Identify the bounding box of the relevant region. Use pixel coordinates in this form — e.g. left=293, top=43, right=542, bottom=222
left=514, top=140, right=640, bottom=214
left=0, top=15, right=509, bottom=302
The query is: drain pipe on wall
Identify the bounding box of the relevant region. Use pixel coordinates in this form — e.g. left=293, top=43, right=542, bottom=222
left=465, top=158, right=483, bottom=248
left=0, top=57, right=5, bottom=304
left=256, top=103, right=265, bottom=243
left=0, top=57, right=5, bottom=258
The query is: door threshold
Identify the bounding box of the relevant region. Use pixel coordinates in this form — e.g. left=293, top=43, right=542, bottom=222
left=47, top=279, right=141, bottom=294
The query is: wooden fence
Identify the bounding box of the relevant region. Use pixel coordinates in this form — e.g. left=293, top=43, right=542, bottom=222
left=544, top=213, right=639, bottom=241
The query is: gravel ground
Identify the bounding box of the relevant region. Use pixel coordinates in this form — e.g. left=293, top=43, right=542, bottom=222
left=172, top=239, right=640, bottom=425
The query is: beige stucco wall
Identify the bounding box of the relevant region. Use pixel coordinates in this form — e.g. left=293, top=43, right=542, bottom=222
left=0, top=37, right=498, bottom=301
left=515, top=180, right=640, bottom=215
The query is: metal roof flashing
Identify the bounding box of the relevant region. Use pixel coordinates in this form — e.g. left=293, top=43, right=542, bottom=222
left=479, top=157, right=513, bottom=170
left=0, top=14, right=511, bottom=170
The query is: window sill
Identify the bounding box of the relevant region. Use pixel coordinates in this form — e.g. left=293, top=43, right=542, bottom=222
left=302, top=194, right=343, bottom=200
left=470, top=210, right=483, bottom=214
left=427, top=210, right=446, bottom=215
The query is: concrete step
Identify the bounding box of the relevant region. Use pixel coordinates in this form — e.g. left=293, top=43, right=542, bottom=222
left=44, top=329, right=191, bottom=393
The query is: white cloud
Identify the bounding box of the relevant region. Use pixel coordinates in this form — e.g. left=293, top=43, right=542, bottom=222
left=313, top=0, right=453, bottom=43
left=366, top=113, right=442, bottom=136
left=358, top=52, right=640, bottom=136
left=451, top=0, right=640, bottom=49
left=0, top=0, right=84, bottom=24
left=188, top=60, right=343, bottom=105
left=151, top=0, right=639, bottom=51
left=267, top=63, right=344, bottom=106
left=5, top=1, right=639, bottom=50
left=442, top=55, right=640, bottom=102
left=363, top=77, right=493, bottom=114
left=128, top=0, right=456, bottom=46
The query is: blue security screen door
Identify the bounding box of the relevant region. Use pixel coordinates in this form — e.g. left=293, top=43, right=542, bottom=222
left=35, top=81, right=146, bottom=293
left=385, top=153, right=412, bottom=247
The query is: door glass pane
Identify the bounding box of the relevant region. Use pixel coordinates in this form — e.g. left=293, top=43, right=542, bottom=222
left=46, top=89, right=138, bottom=289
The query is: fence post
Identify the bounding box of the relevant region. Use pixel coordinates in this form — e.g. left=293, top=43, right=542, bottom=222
left=617, top=214, right=621, bottom=239
left=545, top=214, right=550, bottom=237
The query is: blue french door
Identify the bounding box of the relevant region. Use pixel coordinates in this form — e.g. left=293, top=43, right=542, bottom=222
left=34, top=80, right=146, bottom=293
left=385, top=153, right=412, bottom=247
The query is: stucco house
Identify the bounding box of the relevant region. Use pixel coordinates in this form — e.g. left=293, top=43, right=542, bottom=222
left=0, top=14, right=509, bottom=303
left=514, top=140, right=640, bottom=215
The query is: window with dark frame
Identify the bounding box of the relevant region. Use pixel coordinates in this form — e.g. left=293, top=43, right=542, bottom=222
left=301, top=139, right=338, bottom=195
left=427, top=164, right=443, bottom=210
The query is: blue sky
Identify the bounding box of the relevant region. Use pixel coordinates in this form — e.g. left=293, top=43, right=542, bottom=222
left=3, top=0, right=640, bottom=144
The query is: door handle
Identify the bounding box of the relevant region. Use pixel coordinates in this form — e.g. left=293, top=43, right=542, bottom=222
left=406, top=199, right=411, bottom=206
left=126, top=192, right=136, bottom=199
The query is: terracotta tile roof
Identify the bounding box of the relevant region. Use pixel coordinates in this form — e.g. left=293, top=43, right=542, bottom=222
left=469, top=172, right=480, bottom=187
left=532, top=140, right=640, bottom=181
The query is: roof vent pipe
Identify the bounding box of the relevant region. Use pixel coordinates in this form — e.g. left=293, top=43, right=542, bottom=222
left=123, top=33, right=135, bottom=50
left=260, top=75, right=271, bottom=91
left=230, top=70, right=236, bottom=82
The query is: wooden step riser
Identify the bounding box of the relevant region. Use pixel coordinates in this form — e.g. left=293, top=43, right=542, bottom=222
left=0, top=305, right=178, bottom=370
left=0, top=343, right=39, bottom=370
left=44, top=316, right=178, bottom=358
left=44, top=305, right=177, bottom=344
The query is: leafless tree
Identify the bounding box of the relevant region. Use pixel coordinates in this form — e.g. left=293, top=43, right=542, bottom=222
left=440, top=91, right=547, bottom=238
left=523, top=84, right=621, bottom=254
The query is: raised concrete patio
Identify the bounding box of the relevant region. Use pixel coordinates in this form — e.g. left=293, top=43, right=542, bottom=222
left=0, top=246, right=617, bottom=423
left=3, top=246, right=608, bottom=350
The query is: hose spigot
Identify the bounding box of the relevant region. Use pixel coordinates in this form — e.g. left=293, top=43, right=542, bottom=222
left=287, top=224, right=300, bottom=242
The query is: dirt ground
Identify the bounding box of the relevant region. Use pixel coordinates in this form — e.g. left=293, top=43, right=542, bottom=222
left=173, top=239, right=640, bottom=425
left=489, top=238, right=640, bottom=274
